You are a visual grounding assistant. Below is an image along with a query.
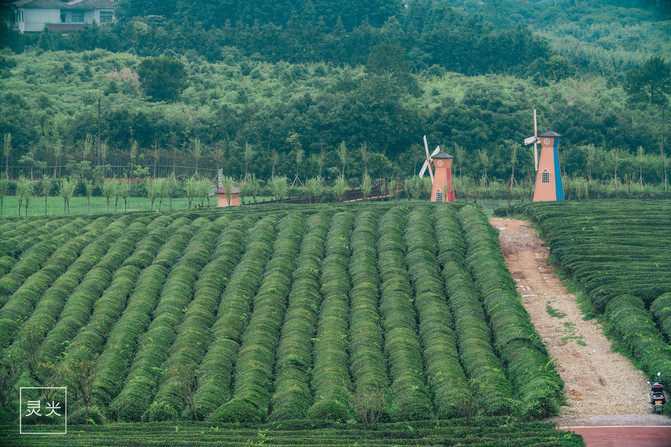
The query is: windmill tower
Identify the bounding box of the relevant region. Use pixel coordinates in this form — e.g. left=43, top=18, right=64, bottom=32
left=524, top=110, right=564, bottom=202
left=419, top=135, right=456, bottom=202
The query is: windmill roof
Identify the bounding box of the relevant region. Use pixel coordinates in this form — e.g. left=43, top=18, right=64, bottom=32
left=432, top=152, right=454, bottom=159
left=215, top=186, right=240, bottom=194
left=539, top=130, right=562, bottom=138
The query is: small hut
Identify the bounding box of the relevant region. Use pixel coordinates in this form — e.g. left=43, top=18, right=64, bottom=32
left=216, top=186, right=241, bottom=207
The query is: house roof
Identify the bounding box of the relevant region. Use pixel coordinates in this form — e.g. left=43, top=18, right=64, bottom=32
left=432, top=152, right=454, bottom=159
left=215, top=186, right=241, bottom=195
left=539, top=130, right=562, bottom=138
left=13, top=0, right=116, bottom=9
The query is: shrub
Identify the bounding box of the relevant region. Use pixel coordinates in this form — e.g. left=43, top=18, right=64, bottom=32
left=271, top=213, right=330, bottom=421
left=111, top=217, right=227, bottom=421
left=188, top=215, right=278, bottom=421
left=69, top=405, right=106, bottom=425
left=211, top=214, right=304, bottom=422
left=307, top=212, right=354, bottom=422
left=378, top=207, right=433, bottom=421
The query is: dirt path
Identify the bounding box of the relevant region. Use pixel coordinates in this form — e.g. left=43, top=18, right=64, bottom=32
left=489, top=218, right=670, bottom=428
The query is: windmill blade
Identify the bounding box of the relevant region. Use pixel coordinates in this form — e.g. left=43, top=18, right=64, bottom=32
left=431, top=146, right=440, bottom=157
left=419, top=158, right=434, bottom=183
left=419, top=160, right=429, bottom=178
left=423, top=135, right=431, bottom=160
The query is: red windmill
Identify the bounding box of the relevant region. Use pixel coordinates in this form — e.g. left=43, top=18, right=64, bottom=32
left=419, top=135, right=455, bottom=202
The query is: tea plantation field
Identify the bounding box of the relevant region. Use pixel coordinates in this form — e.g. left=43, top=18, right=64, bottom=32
left=0, top=202, right=577, bottom=445
left=525, top=200, right=671, bottom=386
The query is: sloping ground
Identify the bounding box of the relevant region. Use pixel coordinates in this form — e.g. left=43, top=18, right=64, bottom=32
left=490, top=217, right=670, bottom=428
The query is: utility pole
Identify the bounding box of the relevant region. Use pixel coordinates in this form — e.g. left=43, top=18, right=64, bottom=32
left=97, top=97, right=102, bottom=168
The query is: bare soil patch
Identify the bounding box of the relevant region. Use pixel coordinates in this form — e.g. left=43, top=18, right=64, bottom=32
left=489, top=218, right=670, bottom=428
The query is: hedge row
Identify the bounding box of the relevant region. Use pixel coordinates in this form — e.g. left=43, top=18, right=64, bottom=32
left=111, top=217, right=226, bottom=422
left=0, top=255, right=14, bottom=278
left=459, top=205, right=562, bottom=419
left=0, top=418, right=585, bottom=446
left=142, top=216, right=249, bottom=421
left=378, top=207, right=433, bottom=421
left=0, top=217, right=71, bottom=258
left=0, top=216, right=111, bottom=349
left=307, top=211, right=354, bottom=422
left=528, top=201, right=671, bottom=385
left=36, top=217, right=152, bottom=368
left=0, top=217, right=90, bottom=307
left=0, top=219, right=70, bottom=284
left=58, top=216, right=176, bottom=374
left=210, top=213, right=304, bottom=423
left=433, top=206, right=514, bottom=415
left=6, top=215, right=130, bottom=356
left=92, top=217, right=198, bottom=408
left=270, top=212, right=330, bottom=421
left=651, top=293, right=671, bottom=343
left=605, top=295, right=671, bottom=381
left=404, top=206, right=465, bottom=418
left=185, top=215, right=278, bottom=421
left=528, top=201, right=671, bottom=311
left=348, top=210, right=389, bottom=403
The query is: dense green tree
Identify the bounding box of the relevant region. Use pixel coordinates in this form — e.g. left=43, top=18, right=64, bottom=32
left=137, top=56, right=187, bottom=102
left=625, top=56, right=671, bottom=189
left=625, top=56, right=671, bottom=107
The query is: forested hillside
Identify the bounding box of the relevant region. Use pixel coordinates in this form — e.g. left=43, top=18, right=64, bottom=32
left=0, top=0, right=669, bottom=189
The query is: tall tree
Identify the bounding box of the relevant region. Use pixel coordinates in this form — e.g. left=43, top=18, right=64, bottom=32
left=42, top=175, right=52, bottom=216
left=16, top=176, right=33, bottom=217
left=625, top=56, right=671, bottom=190
left=3, top=133, right=11, bottom=179
left=59, top=178, right=76, bottom=215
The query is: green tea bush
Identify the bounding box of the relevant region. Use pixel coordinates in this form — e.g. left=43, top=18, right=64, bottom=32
left=404, top=206, right=466, bottom=418
left=0, top=217, right=109, bottom=349
left=130, top=216, right=246, bottom=421
left=530, top=201, right=671, bottom=385
left=307, top=212, right=354, bottom=422
left=459, top=205, right=562, bottom=418
left=651, top=293, right=671, bottom=343
left=58, top=216, right=175, bottom=373
left=69, top=405, right=107, bottom=425
left=434, top=206, right=514, bottom=416
left=189, top=215, right=277, bottom=420
left=605, top=294, right=671, bottom=380
left=347, top=209, right=389, bottom=420
left=8, top=215, right=129, bottom=358
left=271, top=212, right=330, bottom=421
left=378, top=207, right=432, bottom=421
left=111, top=218, right=224, bottom=421
left=211, top=213, right=304, bottom=423
left=37, top=217, right=153, bottom=364
left=93, top=218, right=197, bottom=408
left=0, top=218, right=89, bottom=307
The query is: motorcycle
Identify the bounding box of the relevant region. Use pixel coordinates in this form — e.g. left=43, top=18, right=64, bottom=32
left=648, top=372, right=668, bottom=414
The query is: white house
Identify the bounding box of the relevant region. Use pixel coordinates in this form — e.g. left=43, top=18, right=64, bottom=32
left=13, top=0, right=116, bottom=33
